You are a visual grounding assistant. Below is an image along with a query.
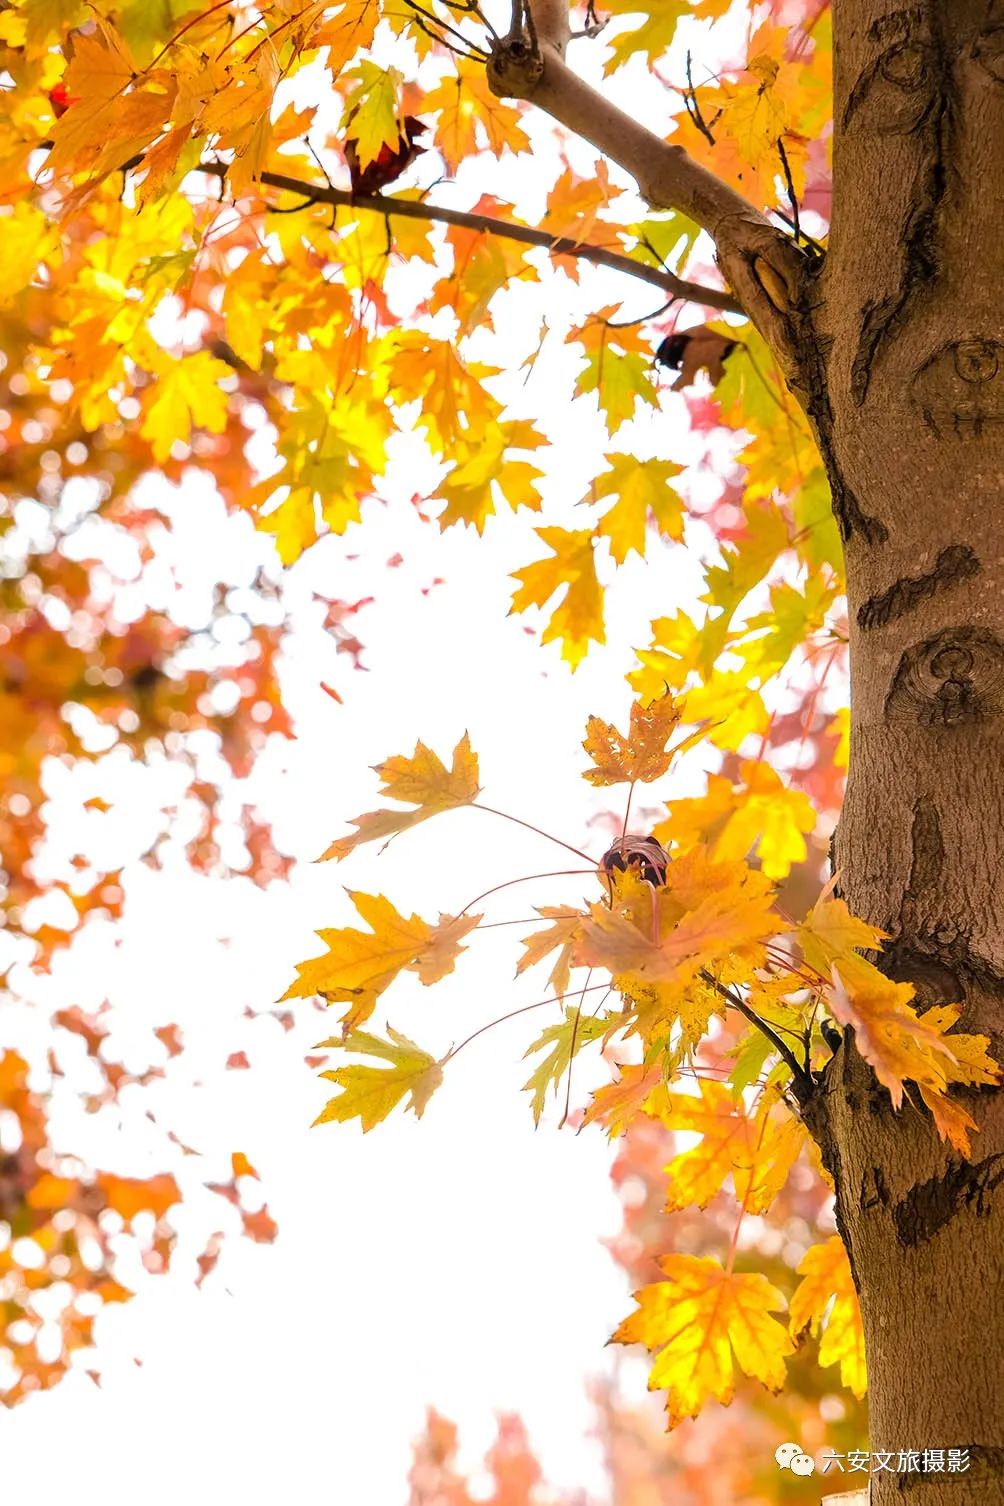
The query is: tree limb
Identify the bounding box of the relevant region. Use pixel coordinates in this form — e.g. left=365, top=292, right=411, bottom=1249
left=486, top=40, right=767, bottom=245
left=195, top=160, right=741, bottom=313
left=484, top=11, right=813, bottom=355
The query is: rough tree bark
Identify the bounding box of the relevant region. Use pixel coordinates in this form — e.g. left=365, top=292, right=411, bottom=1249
left=490, top=3, right=1004, bottom=1501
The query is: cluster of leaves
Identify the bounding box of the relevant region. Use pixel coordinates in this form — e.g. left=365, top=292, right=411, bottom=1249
left=292, top=700, right=998, bottom=1428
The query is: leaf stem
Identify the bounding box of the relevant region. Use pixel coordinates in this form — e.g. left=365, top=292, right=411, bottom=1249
left=459, top=869, right=595, bottom=916
left=443, top=982, right=611, bottom=1062
left=471, top=802, right=594, bottom=861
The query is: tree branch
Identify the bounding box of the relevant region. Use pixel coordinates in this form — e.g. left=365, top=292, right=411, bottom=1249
left=486, top=40, right=767, bottom=244
left=195, top=160, right=741, bottom=313
left=484, top=15, right=813, bottom=353
left=523, top=0, right=570, bottom=57
left=699, top=968, right=815, bottom=1099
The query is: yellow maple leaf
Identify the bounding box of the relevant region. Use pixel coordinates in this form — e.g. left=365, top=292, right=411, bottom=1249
left=541, top=162, right=624, bottom=251
left=388, top=333, right=500, bottom=453
left=613, top=1253, right=794, bottom=1428
left=679, top=673, right=769, bottom=752
left=522, top=1007, right=608, bottom=1125
left=314, top=1025, right=443, bottom=1130
left=283, top=890, right=432, bottom=1029
left=284, top=894, right=480, bottom=1032
left=424, top=61, right=529, bottom=174
left=915, top=1004, right=1001, bottom=1155
left=826, top=960, right=954, bottom=1110
left=571, top=315, right=658, bottom=433
left=790, top=1236, right=866, bottom=1399
left=510, top=527, right=604, bottom=669
left=515, top=905, right=585, bottom=1000
left=436, top=420, right=544, bottom=533
left=577, top=852, right=776, bottom=989
left=581, top=1060, right=664, bottom=1137
left=656, top=1081, right=804, bottom=1213
left=0, top=202, right=56, bottom=307
left=797, top=893, right=889, bottom=976
left=409, top=911, right=482, bottom=986
left=140, top=351, right=232, bottom=463
left=314, top=0, right=381, bottom=74
left=665, top=761, right=816, bottom=880
left=582, top=688, right=683, bottom=786
left=590, top=453, right=686, bottom=562
left=340, top=62, right=405, bottom=170
left=321, top=732, right=481, bottom=860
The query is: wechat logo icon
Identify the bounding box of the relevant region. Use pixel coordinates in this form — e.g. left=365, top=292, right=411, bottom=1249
left=776, top=1442, right=816, bottom=1476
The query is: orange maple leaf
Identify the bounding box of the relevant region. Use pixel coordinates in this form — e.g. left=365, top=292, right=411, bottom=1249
left=582, top=688, right=683, bottom=786
left=321, top=732, right=481, bottom=860
left=613, top=1253, right=794, bottom=1428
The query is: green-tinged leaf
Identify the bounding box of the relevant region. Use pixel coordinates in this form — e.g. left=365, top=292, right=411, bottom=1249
left=522, top=1007, right=608, bottom=1124
left=314, top=1026, right=443, bottom=1130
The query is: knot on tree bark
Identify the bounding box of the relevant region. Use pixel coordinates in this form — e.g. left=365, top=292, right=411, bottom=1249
left=487, top=36, right=544, bottom=100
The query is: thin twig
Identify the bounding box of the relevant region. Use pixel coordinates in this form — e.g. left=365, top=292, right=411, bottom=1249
left=699, top=968, right=812, bottom=1091
left=444, top=980, right=611, bottom=1061
left=684, top=51, right=716, bottom=147
left=776, top=138, right=800, bottom=246
left=471, top=802, right=593, bottom=862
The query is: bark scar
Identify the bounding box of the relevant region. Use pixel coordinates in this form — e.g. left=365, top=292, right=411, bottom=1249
left=892, top=1153, right=1004, bottom=1246
left=847, top=11, right=953, bottom=405
left=857, top=544, right=980, bottom=629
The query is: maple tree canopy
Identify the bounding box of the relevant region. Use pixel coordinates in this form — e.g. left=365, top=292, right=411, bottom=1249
left=1, top=0, right=999, bottom=1485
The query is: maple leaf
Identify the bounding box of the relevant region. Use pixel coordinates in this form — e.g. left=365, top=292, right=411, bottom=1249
left=663, top=761, right=816, bottom=880
left=315, top=1026, right=443, bottom=1131
left=321, top=733, right=480, bottom=861
left=790, top=1236, right=867, bottom=1399
left=522, top=1007, right=607, bottom=1125
left=436, top=420, right=544, bottom=533
left=797, top=894, right=889, bottom=975
left=313, top=0, right=380, bottom=73
left=510, top=527, right=604, bottom=669
left=0, top=203, right=57, bottom=307
left=410, top=911, right=483, bottom=985
left=140, top=352, right=232, bottom=463
left=613, top=1253, right=794, bottom=1428
left=542, top=162, right=624, bottom=252
left=424, top=61, right=529, bottom=173
left=582, top=688, right=683, bottom=786
left=581, top=1060, right=664, bottom=1137
left=655, top=1081, right=804, bottom=1214
left=515, top=905, right=586, bottom=1000
left=576, top=852, right=777, bottom=990
left=915, top=1004, right=1001, bottom=1155
left=340, top=63, right=405, bottom=173
left=570, top=312, right=658, bottom=433
left=822, top=959, right=999, bottom=1148
left=284, top=891, right=480, bottom=1032
left=590, top=453, right=686, bottom=562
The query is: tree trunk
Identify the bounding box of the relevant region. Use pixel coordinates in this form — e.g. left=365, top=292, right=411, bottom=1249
left=803, top=3, right=1004, bottom=1500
